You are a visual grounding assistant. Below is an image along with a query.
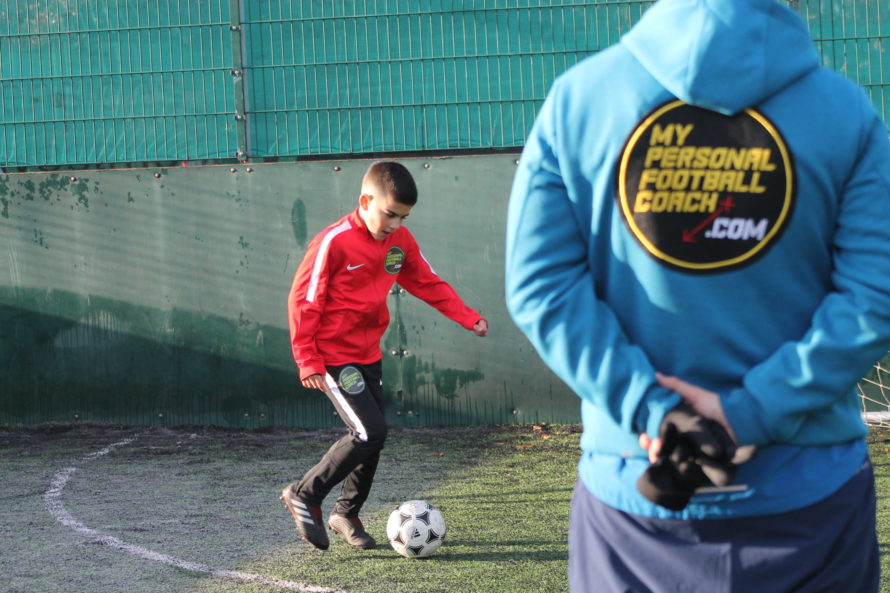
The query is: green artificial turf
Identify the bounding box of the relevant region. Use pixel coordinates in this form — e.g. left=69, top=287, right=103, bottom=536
left=4, top=423, right=890, bottom=593
left=0, top=423, right=579, bottom=593
left=869, top=429, right=890, bottom=593
left=236, top=424, right=579, bottom=593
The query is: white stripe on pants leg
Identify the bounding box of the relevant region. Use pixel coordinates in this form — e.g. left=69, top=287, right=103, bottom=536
left=324, top=373, right=369, bottom=442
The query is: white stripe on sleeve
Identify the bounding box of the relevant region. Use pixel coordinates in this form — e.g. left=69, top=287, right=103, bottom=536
left=418, top=249, right=439, bottom=276
left=306, top=220, right=352, bottom=302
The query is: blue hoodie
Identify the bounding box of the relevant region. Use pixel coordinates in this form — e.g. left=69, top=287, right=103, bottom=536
left=506, top=0, right=890, bottom=518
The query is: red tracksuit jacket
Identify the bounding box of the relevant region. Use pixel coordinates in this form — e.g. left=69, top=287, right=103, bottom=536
left=289, top=208, right=481, bottom=380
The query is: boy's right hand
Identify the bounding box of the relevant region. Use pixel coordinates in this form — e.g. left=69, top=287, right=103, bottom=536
left=302, top=374, right=327, bottom=392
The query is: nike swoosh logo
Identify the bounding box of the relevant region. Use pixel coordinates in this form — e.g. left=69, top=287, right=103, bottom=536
left=346, top=264, right=365, bottom=271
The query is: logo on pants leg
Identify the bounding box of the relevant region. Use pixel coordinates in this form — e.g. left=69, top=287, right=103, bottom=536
left=338, top=366, right=366, bottom=395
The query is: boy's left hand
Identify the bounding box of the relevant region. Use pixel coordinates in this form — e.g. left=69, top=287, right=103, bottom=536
left=473, top=318, right=489, bottom=336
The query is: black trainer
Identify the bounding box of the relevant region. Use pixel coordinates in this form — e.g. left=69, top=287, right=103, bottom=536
left=328, top=514, right=376, bottom=549
left=280, top=486, right=329, bottom=550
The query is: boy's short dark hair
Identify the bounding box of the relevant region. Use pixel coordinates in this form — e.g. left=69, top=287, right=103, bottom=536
left=363, top=161, right=418, bottom=206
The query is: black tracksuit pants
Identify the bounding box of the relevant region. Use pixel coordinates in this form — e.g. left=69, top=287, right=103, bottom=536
left=294, top=360, right=387, bottom=517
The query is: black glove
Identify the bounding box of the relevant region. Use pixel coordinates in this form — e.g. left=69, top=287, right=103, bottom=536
left=636, top=404, right=756, bottom=511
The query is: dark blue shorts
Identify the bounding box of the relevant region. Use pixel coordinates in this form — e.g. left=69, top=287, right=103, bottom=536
left=569, top=458, right=878, bottom=593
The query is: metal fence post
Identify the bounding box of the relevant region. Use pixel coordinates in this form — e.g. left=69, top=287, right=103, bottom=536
left=230, top=0, right=249, bottom=161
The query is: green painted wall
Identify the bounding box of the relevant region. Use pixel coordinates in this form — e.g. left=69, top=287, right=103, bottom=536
left=0, top=156, right=580, bottom=427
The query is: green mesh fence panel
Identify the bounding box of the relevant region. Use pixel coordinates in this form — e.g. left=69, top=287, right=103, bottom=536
left=0, top=0, right=235, bottom=167
left=0, top=1, right=887, bottom=168
left=796, top=0, right=890, bottom=124
left=243, top=0, right=652, bottom=156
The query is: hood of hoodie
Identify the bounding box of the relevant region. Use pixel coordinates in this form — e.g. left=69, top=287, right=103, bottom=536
left=621, top=0, right=821, bottom=115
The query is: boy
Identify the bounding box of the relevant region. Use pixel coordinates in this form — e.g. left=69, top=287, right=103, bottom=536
left=282, top=161, right=488, bottom=550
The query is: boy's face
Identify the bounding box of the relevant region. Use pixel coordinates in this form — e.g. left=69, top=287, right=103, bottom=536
left=358, top=192, right=412, bottom=241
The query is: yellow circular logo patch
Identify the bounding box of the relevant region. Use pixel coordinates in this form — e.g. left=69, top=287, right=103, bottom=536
left=384, top=246, right=405, bottom=274
left=339, top=366, right=366, bottom=395
left=617, top=100, right=795, bottom=273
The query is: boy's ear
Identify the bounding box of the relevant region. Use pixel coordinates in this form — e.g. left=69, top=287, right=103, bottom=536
left=359, top=193, right=372, bottom=210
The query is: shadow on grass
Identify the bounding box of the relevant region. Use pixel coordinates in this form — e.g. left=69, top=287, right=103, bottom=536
left=432, top=487, right=574, bottom=501
left=360, top=546, right=567, bottom=562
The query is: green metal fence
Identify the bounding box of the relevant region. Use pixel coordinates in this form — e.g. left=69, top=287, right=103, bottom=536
left=0, top=0, right=235, bottom=166
left=799, top=0, right=889, bottom=122
left=2, top=1, right=886, bottom=169
left=242, top=1, right=649, bottom=156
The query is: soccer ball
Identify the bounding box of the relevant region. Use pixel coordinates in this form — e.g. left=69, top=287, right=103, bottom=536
left=386, top=500, right=446, bottom=558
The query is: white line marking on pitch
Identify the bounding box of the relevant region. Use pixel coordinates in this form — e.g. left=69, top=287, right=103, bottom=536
left=43, top=436, right=351, bottom=593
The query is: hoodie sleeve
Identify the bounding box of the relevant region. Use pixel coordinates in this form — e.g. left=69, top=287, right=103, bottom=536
left=722, top=109, right=890, bottom=446
left=505, top=83, right=678, bottom=439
